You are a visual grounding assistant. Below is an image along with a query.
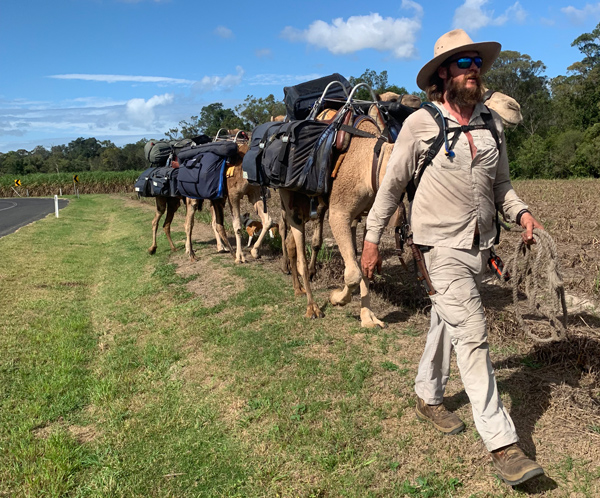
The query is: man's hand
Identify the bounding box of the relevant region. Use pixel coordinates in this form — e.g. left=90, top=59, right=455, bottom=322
left=520, top=212, right=544, bottom=245
left=361, top=240, right=382, bottom=279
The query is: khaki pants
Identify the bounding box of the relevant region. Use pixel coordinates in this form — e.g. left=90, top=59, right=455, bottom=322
left=414, top=245, right=518, bottom=452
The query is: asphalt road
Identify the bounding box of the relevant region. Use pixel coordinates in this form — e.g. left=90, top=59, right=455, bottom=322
left=0, top=197, right=69, bottom=239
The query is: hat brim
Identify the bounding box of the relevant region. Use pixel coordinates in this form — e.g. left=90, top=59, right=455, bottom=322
left=416, top=41, right=501, bottom=91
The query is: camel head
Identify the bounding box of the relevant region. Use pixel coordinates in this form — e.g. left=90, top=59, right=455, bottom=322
left=376, top=91, right=400, bottom=102
left=400, top=94, right=422, bottom=109
left=483, top=88, right=523, bottom=127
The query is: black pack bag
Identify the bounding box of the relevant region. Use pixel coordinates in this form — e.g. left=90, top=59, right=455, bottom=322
left=150, top=166, right=180, bottom=197
left=257, top=120, right=334, bottom=196
left=284, top=73, right=352, bottom=121
left=134, top=167, right=159, bottom=197
left=177, top=142, right=238, bottom=200
left=242, top=121, right=285, bottom=186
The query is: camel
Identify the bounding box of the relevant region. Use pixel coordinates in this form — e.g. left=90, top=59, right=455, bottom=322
left=279, top=114, right=390, bottom=326
left=278, top=89, right=523, bottom=328
left=148, top=136, right=274, bottom=263
left=377, top=92, right=422, bottom=109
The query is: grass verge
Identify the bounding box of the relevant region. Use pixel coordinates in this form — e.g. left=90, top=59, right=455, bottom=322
left=0, top=193, right=598, bottom=497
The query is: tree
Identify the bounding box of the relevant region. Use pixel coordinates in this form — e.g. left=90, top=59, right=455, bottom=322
left=553, top=22, right=600, bottom=129
left=197, top=103, right=247, bottom=137
left=484, top=51, right=551, bottom=137
left=569, top=23, right=600, bottom=75
left=67, top=137, right=102, bottom=160
left=348, top=69, right=413, bottom=101
left=235, top=94, right=286, bottom=127
left=165, top=117, right=202, bottom=140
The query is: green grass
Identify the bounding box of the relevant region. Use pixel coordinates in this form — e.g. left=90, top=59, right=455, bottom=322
left=1, top=192, right=599, bottom=497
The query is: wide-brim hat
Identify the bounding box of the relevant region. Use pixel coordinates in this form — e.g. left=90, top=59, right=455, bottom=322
left=416, top=29, right=501, bottom=91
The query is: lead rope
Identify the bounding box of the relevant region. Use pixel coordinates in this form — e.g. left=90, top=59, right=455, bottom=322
left=510, top=228, right=568, bottom=342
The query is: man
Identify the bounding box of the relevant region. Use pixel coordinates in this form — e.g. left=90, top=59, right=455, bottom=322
left=361, top=29, right=545, bottom=486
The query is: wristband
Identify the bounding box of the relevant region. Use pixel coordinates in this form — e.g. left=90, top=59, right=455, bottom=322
left=516, top=209, right=530, bottom=226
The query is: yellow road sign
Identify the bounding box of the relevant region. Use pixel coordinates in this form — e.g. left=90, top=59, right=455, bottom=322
left=14, top=179, right=21, bottom=187
left=73, top=175, right=79, bottom=183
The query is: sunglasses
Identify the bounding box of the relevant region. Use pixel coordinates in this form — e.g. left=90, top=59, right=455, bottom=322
left=449, top=56, right=483, bottom=69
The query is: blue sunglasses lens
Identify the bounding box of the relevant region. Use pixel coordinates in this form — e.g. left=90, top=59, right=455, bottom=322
left=455, top=56, right=483, bottom=69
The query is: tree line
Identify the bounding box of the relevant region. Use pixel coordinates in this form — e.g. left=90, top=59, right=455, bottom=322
left=2, top=23, right=600, bottom=179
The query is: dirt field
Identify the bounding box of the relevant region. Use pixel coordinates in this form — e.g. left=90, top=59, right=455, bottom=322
left=133, top=178, right=600, bottom=496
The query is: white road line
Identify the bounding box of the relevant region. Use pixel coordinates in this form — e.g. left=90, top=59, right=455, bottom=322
left=0, top=201, right=18, bottom=212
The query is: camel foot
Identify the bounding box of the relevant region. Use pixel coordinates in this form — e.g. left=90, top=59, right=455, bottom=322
left=148, top=247, right=157, bottom=255
left=250, top=248, right=260, bottom=259
left=329, top=288, right=352, bottom=307
left=360, top=308, right=385, bottom=329
left=217, top=248, right=230, bottom=253
left=235, top=257, right=247, bottom=264
left=170, top=247, right=178, bottom=252
left=187, top=251, right=197, bottom=262
left=305, top=303, right=324, bottom=319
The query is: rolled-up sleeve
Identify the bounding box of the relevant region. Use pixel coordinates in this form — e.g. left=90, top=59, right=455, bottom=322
left=365, top=119, right=420, bottom=244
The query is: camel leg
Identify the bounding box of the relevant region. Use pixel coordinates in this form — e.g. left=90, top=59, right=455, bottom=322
left=249, top=195, right=273, bottom=260
left=184, top=198, right=201, bottom=261
left=280, top=200, right=291, bottom=274
left=228, top=195, right=246, bottom=263
left=289, top=222, right=323, bottom=318
left=163, top=197, right=181, bottom=252
left=285, top=229, right=305, bottom=296
left=308, top=198, right=328, bottom=281
left=328, top=210, right=383, bottom=328
left=149, top=196, right=167, bottom=255
left=351, top=218, right=360, bottom=257
left=211, top=200, right=234, bottom=257
left=277, top=192, right=323, bottom=318
left=211, top=206, right=229, bottom=253
left=358, top=276, right=384, bottom=329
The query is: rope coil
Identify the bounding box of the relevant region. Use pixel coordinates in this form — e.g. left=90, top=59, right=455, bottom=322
left=510, top=228, right=568, bottom=342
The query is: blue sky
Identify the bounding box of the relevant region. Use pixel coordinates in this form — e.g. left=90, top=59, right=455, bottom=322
left=1, top=0, right=599, bottom=153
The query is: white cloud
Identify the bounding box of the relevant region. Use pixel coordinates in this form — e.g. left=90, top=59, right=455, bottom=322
left=247, top=73, right=323, bottom=86
left=192, top=66, right=245, bottom=93
left=49, top=74, right=195, bottom=85
left=561, top=3, right=600, bottom=24
left=125, top=93, right=174, bottom=125
left=1, top=67, right=248, bottom=151
left=281, top=2, right=422, bottom=59
left=255, top=48, right=273, bottom=58
left=452, top=0, right=527, bottom=32
left=214, top=25, right=234, bottom=38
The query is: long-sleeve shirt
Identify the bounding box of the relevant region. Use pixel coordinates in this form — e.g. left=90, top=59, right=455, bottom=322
left=365, top=101, right=528, bottom=250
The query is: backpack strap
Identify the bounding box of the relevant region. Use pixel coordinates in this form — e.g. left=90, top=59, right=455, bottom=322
left=403, top=102, right=446, bottom=202
left=403, top=103, right=501, bottom=203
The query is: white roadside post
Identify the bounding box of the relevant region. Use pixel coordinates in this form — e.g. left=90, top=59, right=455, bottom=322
left=54, top=195, right=59, bottom=218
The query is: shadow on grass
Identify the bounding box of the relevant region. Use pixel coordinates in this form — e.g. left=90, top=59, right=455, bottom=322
left=446, top=335, right=600, bottom=466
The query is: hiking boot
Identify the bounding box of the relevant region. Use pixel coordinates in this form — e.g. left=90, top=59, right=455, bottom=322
left=491, top=444, right=544, bottom=486
left=415, top=396, right=465, bottom=435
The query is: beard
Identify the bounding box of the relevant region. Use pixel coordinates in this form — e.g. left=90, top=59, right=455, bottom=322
left=446, top=72, right=484, bottom=107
